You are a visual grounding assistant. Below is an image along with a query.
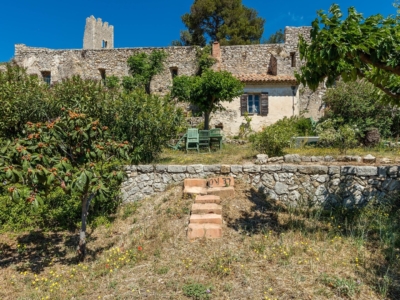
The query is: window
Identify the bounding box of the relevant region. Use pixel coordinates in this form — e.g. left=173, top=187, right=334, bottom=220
left=248, top=95, right=260, bottom=114
left=290, top=52, right=296, bottom=67
left=240, top=93, right=269, bottom=116
left=99, top=69, right=106, bottom=84
left=170, top=67, right=178, bottom=78
left=102, top=40, right=108, bottom=49
left=41, top=71, right=51, bottom=85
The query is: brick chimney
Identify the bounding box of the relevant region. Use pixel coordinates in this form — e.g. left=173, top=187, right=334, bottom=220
left=212, top=41, right=221, bottom=70
left=212, top=41, right=221, bottom=60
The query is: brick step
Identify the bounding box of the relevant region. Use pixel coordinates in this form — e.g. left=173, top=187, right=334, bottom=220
left=184, top=178, right=207, bottom=188
left=188, top=223, right=222, bottom=239
left=183, top=186, right=208, bottom=195
left=190, top=214, right=222, bottom=224
left=191, top=203, right=222, bottom=215
left=207, top=186, right=234, bottom=198
left=195, top=195, right=221, bottom=204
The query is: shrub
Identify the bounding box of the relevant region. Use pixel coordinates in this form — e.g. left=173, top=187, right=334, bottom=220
left=316, top=119, right=358, bottom=153
left=0, top=64, right=50, bottom=138
left=322, top=80, right=399, bottom=139
left=252, top=117, right=298, bottom=156
left=113, top=90, right=185, bottom=163
left=293, top=116, right=316, bottom=136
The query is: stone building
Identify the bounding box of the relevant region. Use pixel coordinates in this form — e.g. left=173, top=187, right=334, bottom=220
left=11, top=17, right=325, bottom=136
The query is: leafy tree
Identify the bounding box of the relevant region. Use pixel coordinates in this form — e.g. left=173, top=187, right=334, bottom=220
left=194, top=45, right=217, bottom=76
left=50, top=75, right=115, bottom=125
left=322, top=80, right=397, bottom=138
left=174, top=0, right=265, bottom=46
left=113, top=90, right=185, bottom=163
left=172, top=69, right=244, bottom=129
left=0, top=110, right=130, bottom=260
left=0, top=64, right=50, bottom=138
left=263, top=28, right=285, bottom=44
left=296, top=4, right=400, bottom=102
left=126, top=50, right=168, bottom=94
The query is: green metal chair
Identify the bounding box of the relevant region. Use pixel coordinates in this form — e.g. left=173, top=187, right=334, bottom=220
left=199, top=130, right=211, bottom=153
left=186, top=128, right=199, bottom=153
left=210, top=128, right=223, bottom=150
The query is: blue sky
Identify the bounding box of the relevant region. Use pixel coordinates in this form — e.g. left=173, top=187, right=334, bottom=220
left=0, top=0, right=396, bottom=62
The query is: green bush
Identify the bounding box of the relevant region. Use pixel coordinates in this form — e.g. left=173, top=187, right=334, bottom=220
left=316, top=119, right=358, bottom=154
left=0, top=64, right=50, bottom=138
left=322, top=80, right=399, bottom=139
left=251, top=117, right=298, bottom=156
left=113, top=90, right=185, bottom=163
left=293, top=116, right=316, bottom=136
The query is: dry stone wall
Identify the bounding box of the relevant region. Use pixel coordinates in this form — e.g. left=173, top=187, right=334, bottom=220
left=121, top=163, right=400, bottom=208
left=13, top=26, right=324, bottom=120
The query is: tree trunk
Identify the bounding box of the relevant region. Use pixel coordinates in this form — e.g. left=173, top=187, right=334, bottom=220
left=145, top=83, right=151, bottom=95
left=77, top=193, right=94, bottom=261
left=204, top=111, right=210, bottom=130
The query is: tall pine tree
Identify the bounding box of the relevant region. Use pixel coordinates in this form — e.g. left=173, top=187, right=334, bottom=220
left=172, top=0, right=265, bottom=46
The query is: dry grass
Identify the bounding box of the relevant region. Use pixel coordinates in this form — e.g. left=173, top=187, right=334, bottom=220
left=286, top=146, right=400, bottom=159
left=155, top=143, right=257, bottom=165
left=156, top=143, right=400, bottom=165
left=1, top=181, right=399, bottom=299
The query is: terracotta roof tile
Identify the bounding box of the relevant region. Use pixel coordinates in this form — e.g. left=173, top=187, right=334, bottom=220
left=235, top=74, right=297, bottom=84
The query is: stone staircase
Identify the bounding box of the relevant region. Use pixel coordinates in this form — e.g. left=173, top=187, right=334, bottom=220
left=188, top=195, right=223, bottom=239
left=184, top=177, right=234, bottom=240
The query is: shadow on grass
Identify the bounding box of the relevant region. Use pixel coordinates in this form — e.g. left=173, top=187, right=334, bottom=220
left=227, top=185, right=400, bottom=299
left=225, top=187, right=280, bottom=235
left=0, top=229, right=115, bottom=274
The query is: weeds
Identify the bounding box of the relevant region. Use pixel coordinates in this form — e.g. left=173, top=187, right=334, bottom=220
left=320, top=273, right=361, bottom=298
left=182, top=282, right=213, bottom=299
left=1, top=183, right=400, bottom=299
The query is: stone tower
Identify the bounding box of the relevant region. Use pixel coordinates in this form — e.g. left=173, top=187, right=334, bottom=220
left=83, top=16, right=114, bottom=49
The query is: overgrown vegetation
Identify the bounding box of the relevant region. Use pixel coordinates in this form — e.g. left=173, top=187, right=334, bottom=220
left=316, top=120, right=358, bottom=154
left=0, top=64, right=184, bottom=257
left=322, top=80, right=400, bottom=140
left=1, top=183, right=399, bottom=299
left=251, top=116, right=315, bottom=156
left=124, top=50, right=168, bottom=94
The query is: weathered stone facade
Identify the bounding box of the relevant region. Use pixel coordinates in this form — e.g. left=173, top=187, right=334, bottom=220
left=12, top=22, right=325, bottom=135
left=121, top=163, right=400, bottom=208
left=83, top=16, right=114, bottom=50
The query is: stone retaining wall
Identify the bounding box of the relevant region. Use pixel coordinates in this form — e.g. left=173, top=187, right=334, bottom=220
left=121, top=164, right=400, bottom=207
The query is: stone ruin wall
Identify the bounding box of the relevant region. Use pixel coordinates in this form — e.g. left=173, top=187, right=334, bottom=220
left=12, top=26, right=325, bottom=121
left=121, top=162, right=400, bottom=208
left=13, top=45, right=198, bottom=94
left=284, top=27, right=324, bottom=120
left=83, top=16, right=114, bottom=49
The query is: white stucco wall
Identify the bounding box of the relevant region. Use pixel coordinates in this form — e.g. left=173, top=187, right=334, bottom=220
left=211, top=83, right=299, bottom=136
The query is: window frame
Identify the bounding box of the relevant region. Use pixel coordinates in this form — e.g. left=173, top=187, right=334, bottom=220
left=247, top=94, right=260, bottom=115
left=241, top=92, right=269, bottom=116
